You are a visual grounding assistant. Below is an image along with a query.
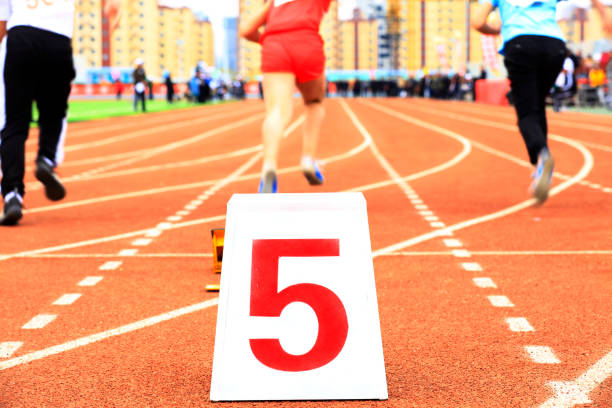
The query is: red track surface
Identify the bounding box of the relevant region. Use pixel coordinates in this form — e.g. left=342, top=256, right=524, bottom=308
left=1, top=99, right=611, bottom=407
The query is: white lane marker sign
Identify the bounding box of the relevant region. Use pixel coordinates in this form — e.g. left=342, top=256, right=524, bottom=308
left=210, top=193, right=388, bottom=401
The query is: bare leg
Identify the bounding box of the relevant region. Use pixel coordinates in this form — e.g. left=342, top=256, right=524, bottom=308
left=297, top=75, right=326, bottom=159
left=262, top=73, right=295, bottom=171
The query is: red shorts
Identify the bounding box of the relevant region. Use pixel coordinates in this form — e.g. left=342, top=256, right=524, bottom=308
left=261, top=30, right=325, bottom=84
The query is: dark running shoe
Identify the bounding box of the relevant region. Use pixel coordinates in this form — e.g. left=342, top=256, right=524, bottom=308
left=301, top=157, right=324, bottom=186
left=258, top=170, right=278, bottom=193
left=1, top=190, right=23, bottom=226
left=35, top=158, right=66, bottom=201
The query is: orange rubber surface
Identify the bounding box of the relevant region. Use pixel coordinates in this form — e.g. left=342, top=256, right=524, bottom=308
left=1, top=99, right=611, bottom=407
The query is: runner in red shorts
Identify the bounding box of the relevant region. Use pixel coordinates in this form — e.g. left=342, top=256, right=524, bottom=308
left=240, top=0, right=334, bottom=193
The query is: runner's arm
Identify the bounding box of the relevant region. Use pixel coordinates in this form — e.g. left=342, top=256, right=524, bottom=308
left=591, top=0, right=612, bottom=34
left=471, top=1, right=501, bottom=35
left=239, top=0, right=274, bottom=43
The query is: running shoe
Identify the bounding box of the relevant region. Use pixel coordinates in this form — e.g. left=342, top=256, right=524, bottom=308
left=35, top=157, right=66, bottom=201
left=0, top=189, right=23, bottom=226
left=258, top=170, right=278, bottom=193
left=531, top=148, right=555, bottom=204
left=301, top=158, right=324, bottom=186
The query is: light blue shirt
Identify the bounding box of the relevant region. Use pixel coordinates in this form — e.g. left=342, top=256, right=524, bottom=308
left=481, top=0, right=566, bottom=54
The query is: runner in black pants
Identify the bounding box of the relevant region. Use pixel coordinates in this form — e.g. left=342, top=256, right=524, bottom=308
left=471, top=0, right=612, bottom=204
left=0, top=0, right=121, bottom=226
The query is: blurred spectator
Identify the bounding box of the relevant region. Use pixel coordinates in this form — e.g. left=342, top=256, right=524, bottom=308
left=551, top=50, right=577, bottom=112
left=132, top=58, right=147, bottom=112
left=113, top=79, right=124, bottom=101
left=164, top=71, right=175, bottom=103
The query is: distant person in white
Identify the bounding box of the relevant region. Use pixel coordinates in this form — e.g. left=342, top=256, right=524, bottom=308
left=0, top=0, right=121, bottom=226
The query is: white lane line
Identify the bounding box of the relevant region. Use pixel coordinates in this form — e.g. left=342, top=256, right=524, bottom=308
left=419, top=210, right=434, bottom=216
left=416, top=204, right=429, bottom=210
left=462, top=262, right=482, bottom=272
left=430, top=221, right=446, bottom=228
left=78, top=276, right=104, bottom=287
left=411, top=199, right=424, bottom=205
left=167, top=216, right=182, bottom=222
left=488, top=296, right=515, bottom=308
left=0, top=215, right=226, bottom=263
left=185, top=204, right=198, bottom=211
left=118, top=249, right=138, bottom=256
left=0, top=342, right=23, bottom=358
left=99, top=261, right=122, bottom=271
left=525, top=346, right=561, bottom=364
left=131, top=238, right=152, bottom=247
left=22, top=315, right=57, bottom=330
left=176, top=210, right=190, bottom=216
left=156, top=222, right=173, bottom=230
left=505, top=317, right=535, bottom=332
left=424, top=215, right=439, bottom=222
left=540, top=350, right=612, bottom=408
left=444, top=239, right=463, bottom=248
left=145, top=229, right=162, bottom=238
left=52, top=294, right=82, bottom=306
left=473, top=277, right=497, bottom=288
left=452, top=249, right=471, bottom=258
left=369, top=103, right=593, bottom=258
left=0, top=298, right=219, bottom=371
left=191, top=200, right=203, bottom=206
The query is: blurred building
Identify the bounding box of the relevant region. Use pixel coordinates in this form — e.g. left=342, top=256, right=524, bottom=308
left=73, top=0, right=103, bottom=69
left=341, top=9, right=380, bottom=71
left=222, top=17, right=239, bottom=73
left=321, top=1, right=342, bottom=70
left=73, top=0, right=214, bottom=80
left=237, top=0, right=262, bottom=80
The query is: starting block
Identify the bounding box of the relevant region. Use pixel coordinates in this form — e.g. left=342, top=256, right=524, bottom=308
left=210, top=193, right=388, bottom=401
left=211, top=228, right=225, bottom=273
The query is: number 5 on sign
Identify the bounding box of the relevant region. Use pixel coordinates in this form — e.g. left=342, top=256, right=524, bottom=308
left=210, top=193, right=388, bottom=401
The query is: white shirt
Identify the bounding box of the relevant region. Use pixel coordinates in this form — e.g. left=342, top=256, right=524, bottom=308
left=0, top=0, right=75, bottom=39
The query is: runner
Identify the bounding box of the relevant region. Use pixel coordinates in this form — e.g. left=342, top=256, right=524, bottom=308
left=240, top=0, right=334, bottom=193
left=471, top=0, right=612, bottom=204
left=0, top=0, right=121, bottom=225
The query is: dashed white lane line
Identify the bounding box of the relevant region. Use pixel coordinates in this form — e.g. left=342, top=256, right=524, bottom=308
left=176, top=210, right=190, bottom=216
left=52, top=294, right=82, bottom=306
left=430, top=222, right=446, bottom=228
left=473, top=277, right=497, bottom=289
left=78, top=276, right=104, bottom=287
left=444, top=239, right=463, bottom=248
left=488, top=295, right=515, bottom=308
left=525, top=346, right=561, bottom=364
left=462, top=262, right=483, bottom=272
left=0, top=342, right=23, bottom=358
left=99, top=261, right=122, bottom=270
left=185, top=204, right=198, bottom=211
left=118, top=249, right=138, bottom=257
left=0, top=298, right=219, bottom=371
left=22, top=315, right=57, bottom=330
left=145, top=229, right=162, bottom=238
left=424, top=215, right=439, bottom=222
left=167, top=215, right=182, bottom=222
left=505, top=317, right=535, bottom=332
left=415, top=204, right=428, bottom=210
left=131, top=238, right=152, bottom=247
left=156, top=222, right=173, bottom=230
left=540, top=350, right=612, bottom=408
left=452, top=249, right=471, bottom=258
left=419, top=210, right=434, bottom=216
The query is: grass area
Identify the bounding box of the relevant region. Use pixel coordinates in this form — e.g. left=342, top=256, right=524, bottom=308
left=566, top=106, right=612, bottom=115
left=32, top=98, right=230, bottom=123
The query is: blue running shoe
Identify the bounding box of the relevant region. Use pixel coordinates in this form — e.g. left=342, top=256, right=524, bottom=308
left=302, top=159, right=324, bottom=186
left=531, top=148, right=554, bottom=204
left=258, top=170, right=278, bottom=193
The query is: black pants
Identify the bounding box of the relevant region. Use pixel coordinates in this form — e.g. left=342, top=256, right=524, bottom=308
left=134, top=91, right=146, bottom=112
left=1, top=26, right=75, bottom=198
left=503, top=35, right=566, bottom=165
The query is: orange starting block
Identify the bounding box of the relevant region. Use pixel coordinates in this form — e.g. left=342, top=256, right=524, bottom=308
left=211, top=228, right=225, bottom=274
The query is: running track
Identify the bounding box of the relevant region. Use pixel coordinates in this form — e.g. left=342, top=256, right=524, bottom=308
left=0, top=98, right=610, bottom=407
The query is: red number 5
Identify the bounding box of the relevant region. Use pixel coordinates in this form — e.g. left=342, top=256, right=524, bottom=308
left=249, top=239, right=349, bottom=372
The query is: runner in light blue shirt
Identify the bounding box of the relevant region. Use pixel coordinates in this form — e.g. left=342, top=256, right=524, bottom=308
left=480, top=0, right=565, bottom=54
left=472, top=0, right=612, bottom=204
